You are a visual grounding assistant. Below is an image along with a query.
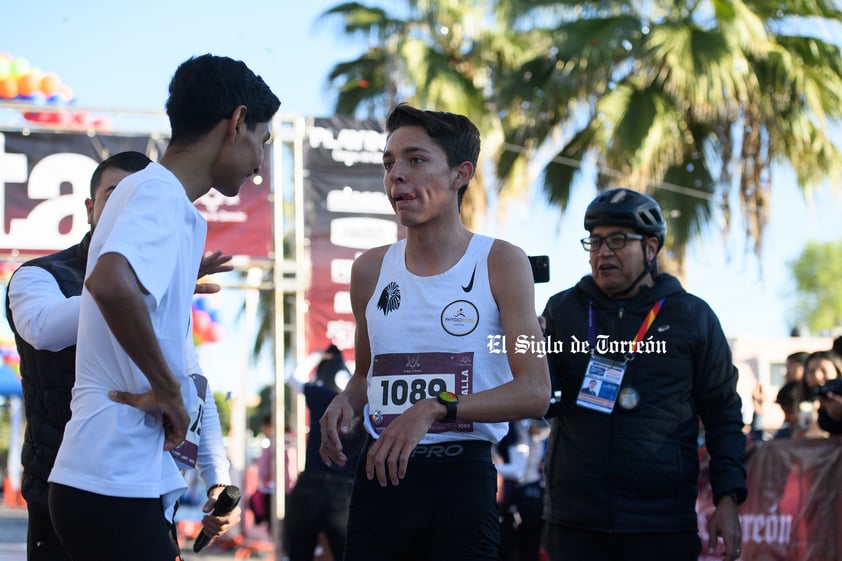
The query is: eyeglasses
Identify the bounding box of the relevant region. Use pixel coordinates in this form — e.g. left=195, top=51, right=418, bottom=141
left=580, top=233, right=644, bottom=252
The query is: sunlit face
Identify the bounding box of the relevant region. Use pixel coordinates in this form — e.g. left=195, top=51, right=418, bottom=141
left=212, top=121, right=271, bottom=197
left=587, top=225, right=659, bottom=297
left=382, top=125, right=469, bottom=227
left=804, top=357, right=839, bottom=389
left=85, top=167, right=134, bottom=229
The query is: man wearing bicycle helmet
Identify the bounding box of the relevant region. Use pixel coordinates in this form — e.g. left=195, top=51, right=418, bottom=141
left=540, top=188, right=746, bottom=561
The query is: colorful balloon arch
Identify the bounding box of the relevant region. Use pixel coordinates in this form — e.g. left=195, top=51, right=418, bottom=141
left=0, top=51, right=110, bottom=130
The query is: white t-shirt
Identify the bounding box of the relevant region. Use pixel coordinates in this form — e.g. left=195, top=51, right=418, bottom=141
left=10, top=266, right=230, bottom=488
left=49, top=163, right=207, bottom=508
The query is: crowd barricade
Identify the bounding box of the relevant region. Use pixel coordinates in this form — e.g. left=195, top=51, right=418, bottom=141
left=697, top=436, right=842, bottom=560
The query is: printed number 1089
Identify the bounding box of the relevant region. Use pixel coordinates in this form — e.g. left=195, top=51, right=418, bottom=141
left=379, top=377, right=448, bottom=407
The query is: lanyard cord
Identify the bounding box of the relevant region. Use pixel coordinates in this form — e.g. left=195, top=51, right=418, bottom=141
left=588, top=297, right=666, bottom=361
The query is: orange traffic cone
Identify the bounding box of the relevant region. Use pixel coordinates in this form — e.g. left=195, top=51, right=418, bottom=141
left=3, top=476, right=26, bottom=508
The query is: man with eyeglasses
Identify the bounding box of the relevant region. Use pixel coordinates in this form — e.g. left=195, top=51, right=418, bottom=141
left=540, top=188, right=746, bottom=561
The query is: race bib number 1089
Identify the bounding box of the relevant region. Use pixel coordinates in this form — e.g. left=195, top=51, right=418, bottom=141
left=368, top=351, right=473, bottom=434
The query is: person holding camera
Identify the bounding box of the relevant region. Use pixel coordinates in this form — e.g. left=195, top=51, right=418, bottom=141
left=540, top=188, right=747, bottom=561
left=805, top=350, right=842, bottom=434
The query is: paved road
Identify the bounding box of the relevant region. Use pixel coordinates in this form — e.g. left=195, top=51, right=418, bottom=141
left=0, top=504, right=27, bottom=561
left=0, top=503, right=276, bottom=561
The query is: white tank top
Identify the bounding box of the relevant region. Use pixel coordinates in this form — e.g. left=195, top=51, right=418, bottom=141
left=362, top=234, right=512, bottom=444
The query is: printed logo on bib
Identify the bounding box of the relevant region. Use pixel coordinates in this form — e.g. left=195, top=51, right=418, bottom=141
left=368, top=352, right=474, bottom=434
left=440, top=300, right=479, bottom=336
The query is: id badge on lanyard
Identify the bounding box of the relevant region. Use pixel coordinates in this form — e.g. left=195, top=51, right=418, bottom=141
left=577, top=355, right=626, bottom=413
left=576, top=298, right=665, bottom=414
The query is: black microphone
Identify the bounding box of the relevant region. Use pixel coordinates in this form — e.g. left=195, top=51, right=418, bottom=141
left=193, top=485, right=241, bottom=553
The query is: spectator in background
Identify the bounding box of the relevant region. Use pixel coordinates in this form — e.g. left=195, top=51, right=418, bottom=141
left=784, top=351, right=809, bottom=383
left=748, top=351, right=810, bottom=442
left=769, top=381, right=808, bottom=440
left=802, top=350, right=842, bottom=397
left=250, top=414, right=275, bottom=528
left=832, top=336, right=842, bottom=360
left=285, top=345, right=364, bottom=561
left=813, top=346, right=842, bottom=434
left=795, top=350, right=842, bottom=438
left=495, top=419, right=550, bottom=561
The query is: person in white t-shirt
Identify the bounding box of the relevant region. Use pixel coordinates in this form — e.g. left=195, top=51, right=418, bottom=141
left=46, top=55, right=280, bottom=561
left=6, top=151, right=238, bottom=561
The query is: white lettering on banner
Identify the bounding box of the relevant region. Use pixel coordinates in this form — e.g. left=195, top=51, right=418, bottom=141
left=326, top=187, right=393, bottom=215
left=330, top=258, right=354, bottom=284
left=308, top=126, right=387, bottom=166
left=0, top=133, right=29, bottom=229
left=326, top=319, right=355, bottom=350
left=0, top=135, right=96, bottom=250
left=740, top=513, right=793, bottom=545
left=195, top=190, right=249, bottom=223
left=330, top=217, right=398, bottom=249
left=198, top=209, right=248, bottom=223
left=333, top=291, right=352, bottom=314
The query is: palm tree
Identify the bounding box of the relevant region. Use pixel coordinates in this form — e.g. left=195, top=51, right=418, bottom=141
left=317, top=0, right=545, bottom=227
left=495, top=0, right=842, bottom=270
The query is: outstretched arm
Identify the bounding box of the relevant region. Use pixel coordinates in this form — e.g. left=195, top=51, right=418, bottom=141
left=194, top=250, right=234, bottom=294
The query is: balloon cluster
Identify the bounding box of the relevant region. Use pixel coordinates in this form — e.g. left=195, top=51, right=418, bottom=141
left=0, top=262, right=20, bottom=285
left=0, top=53, right=74, bottom=103
left=0, top=52, right=110, bottom=130
left=192, top=297, right=224, bottom=345
left=0, top=339, right=21, bottom=375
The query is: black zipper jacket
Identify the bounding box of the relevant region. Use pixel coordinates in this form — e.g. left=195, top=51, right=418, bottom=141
left=541, top=273, right=747, bottom=532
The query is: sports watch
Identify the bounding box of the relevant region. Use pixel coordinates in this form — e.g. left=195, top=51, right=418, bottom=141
left=437, top=391, right=459, bottom=423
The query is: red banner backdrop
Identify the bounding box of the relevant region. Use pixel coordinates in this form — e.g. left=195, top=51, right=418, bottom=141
left=697, top=437, right=842, bottom=560
left=303, top=116, right=402, bottom=360
left=0, top=130, right=273, bottom=260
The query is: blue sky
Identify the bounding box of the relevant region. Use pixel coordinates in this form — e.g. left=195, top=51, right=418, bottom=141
left=3, top=0, right=842, bottom=349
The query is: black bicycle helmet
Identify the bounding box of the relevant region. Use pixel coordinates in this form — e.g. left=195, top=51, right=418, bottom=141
left=584, top=188, right=667, bottom=248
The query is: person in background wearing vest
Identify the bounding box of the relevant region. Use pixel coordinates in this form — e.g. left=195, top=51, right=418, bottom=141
left=319, top=104, right=551, bottom=561
left=5, top=151, right=237, bottom=560
left=541, top=188, right=747, bottom=561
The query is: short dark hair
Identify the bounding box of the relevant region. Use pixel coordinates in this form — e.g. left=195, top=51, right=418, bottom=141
left=786, top=351, right=809, bottom=366
left=90, top=151, right=152, bottom=198
left=832, top=336, right=842, bottom=358
left=166, top=54, right=281, bottom=145
left=775, top=380, right=804, bottom=408
left=385, top=103, right=480, bottom=207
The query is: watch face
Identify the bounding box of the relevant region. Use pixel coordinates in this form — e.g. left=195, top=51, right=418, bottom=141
left=439, top=391, right=458, bottom=403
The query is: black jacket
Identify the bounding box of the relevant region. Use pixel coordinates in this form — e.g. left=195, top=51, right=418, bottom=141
left=541, top=273, right=747, bottom=533
left=4, top=234, right=89, bottom=509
